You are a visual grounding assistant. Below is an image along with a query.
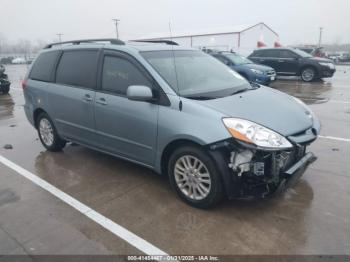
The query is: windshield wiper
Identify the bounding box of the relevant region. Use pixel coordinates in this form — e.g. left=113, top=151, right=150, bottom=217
left=231, top=83, right=260, bottom=95
left=230, top=88, right=249, bottom=95
left=184, top=95, right=217, bottom=100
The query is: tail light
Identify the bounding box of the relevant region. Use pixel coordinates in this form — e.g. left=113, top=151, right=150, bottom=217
left=21, top=79, right=27, bottom=90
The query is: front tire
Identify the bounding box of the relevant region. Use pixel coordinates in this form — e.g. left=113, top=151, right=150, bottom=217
left=301, top=67, right=317, bottom=82
left=37, top=112, right=66, bottom=152
left=168, top=146, right=224, bottom=209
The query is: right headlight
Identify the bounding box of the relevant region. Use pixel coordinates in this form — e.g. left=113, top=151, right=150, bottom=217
left=222, top=118, right=293, bottom=149
left=319, top=62, right=335, bottom=69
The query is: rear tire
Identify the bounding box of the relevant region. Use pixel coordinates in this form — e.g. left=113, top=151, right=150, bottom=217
left=168, top=145, right=224, bottom=209
left=0, top=85, right=10, bottom=94
left=37, top=112, right=66, bottom=152
left=301, top=67, right=317, bottom=82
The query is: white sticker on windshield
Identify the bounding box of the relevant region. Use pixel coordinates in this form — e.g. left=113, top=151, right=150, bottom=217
left=228, top=69, right=245, bottom=80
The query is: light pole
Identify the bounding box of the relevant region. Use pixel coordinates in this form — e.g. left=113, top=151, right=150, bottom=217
left=56, top=33, right=63, bottom=43
left=112, top=19, right=120, bottom=39
left=318, top=27, right=323, bottom=47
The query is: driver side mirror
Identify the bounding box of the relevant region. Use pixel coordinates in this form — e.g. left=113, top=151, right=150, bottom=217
left=126, top=85, right=154, bottom=102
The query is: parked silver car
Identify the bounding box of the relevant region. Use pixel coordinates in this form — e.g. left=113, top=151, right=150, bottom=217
left=23, top=39, right=320, bottom=208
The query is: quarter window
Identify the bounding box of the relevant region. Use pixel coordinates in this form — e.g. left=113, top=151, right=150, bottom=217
left=56, top=50, right=98, bottom=88
left=29, top=51, right=60, bottom=82
left=101, top=56, right=152, bottom=95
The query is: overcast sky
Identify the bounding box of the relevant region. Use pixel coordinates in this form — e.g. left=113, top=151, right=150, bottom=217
left=1, top=0, right=349, bottom=45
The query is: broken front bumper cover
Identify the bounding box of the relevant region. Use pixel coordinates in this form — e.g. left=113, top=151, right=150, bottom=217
left=273, top=152, right=317, bottom=196
left=208, top=139, right=317, bottom=199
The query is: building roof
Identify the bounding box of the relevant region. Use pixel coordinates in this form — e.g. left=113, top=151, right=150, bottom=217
left=136, top=22, right=278, bottom=40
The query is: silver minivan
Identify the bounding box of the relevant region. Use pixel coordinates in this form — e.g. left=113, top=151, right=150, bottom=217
left=23, top=39, right=320, bottom=208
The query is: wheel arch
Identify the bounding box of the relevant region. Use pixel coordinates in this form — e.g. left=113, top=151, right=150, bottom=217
left=33, top=108, right=47, bottom=129
left=299, top=64, right=319, bottom=78
left=159, top=138, right=205, bottom=176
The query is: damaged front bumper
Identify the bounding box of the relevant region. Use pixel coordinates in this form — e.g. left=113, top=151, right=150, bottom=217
left=208, top=138, right=317, bottom=199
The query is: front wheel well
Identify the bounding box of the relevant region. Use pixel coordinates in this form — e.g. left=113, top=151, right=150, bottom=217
left=33, top=108, right=46, bottom=129
left=160, top=139, right=204, bottom=176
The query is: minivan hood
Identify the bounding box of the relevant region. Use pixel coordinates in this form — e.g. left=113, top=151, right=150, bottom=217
left=194, top=87, right=313, bottom=136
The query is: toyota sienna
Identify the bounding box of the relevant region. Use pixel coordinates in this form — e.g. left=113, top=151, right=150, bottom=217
left=23, top=39, right=320, bottom=208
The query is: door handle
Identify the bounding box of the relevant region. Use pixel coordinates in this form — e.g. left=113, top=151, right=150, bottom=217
left=83, top=94, right=93, bottom=102
left=96, top=98, right=107, bottom=105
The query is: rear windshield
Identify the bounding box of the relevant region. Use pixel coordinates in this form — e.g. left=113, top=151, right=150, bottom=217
left=29, top=51, right=60, bottom=82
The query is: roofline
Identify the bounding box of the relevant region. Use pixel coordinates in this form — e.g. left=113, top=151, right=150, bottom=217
left=135, top=22, right=279, bottom=41
left=241, top=22, right=279, bottom=37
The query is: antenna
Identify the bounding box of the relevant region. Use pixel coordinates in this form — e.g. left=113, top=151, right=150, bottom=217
left=168, top=22, right=180, bottom=97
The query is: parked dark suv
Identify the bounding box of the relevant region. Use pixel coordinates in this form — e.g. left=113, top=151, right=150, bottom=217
left=248, top=48, right=336, bottom=82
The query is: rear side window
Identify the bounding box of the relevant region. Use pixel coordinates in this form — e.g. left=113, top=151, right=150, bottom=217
left=260, top=50, right=274, bottom=57
left=101, top=56, right=152, bottom=95
left=277, top=50, right=298, bottom=58
left=29, top=51, right=60, bottom=82
left=56, top=50, right=98, bottom=88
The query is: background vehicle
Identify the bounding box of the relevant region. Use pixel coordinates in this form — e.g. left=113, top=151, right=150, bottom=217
left=23, top=39, right=319, bottom=208
left=209, top=51, right=276, bottom=85
left=248, top=47, right=336, bottom=82
left=297, top=46, right=326, bottom=58
left=0, top=64, right=11, bottom=94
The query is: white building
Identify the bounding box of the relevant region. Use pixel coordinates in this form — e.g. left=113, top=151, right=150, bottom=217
left=135, top=22, right=279, bottom=56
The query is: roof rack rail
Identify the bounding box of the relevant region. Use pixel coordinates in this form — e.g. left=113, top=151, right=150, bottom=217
left=131, top=40, right=179, bottom=46
left=44, top=38, right=125, bottom=49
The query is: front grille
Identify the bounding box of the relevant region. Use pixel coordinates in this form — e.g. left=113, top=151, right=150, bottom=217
left=288, top=127, right=318, bottom=145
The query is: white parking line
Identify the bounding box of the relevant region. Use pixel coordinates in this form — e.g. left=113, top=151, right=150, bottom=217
left=329, top=100, right=350, bottom=104
left=0, top=155, right=168, bottom=258
left=319, top=135, right=350, bottom=143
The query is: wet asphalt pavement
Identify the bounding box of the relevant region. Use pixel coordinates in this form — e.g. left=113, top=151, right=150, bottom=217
left=0, top=64, right=350, bottom=256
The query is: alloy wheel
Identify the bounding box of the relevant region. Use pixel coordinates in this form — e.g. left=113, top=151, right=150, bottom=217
left=302, top=68, right=315, bottom=82
left=39, top=118, right=54, bottom=146
left=174, top=155, right=211, bottom=200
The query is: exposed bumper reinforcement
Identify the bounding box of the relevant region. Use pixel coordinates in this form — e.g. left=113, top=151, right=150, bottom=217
left=274, top=152, right=317, bottom=195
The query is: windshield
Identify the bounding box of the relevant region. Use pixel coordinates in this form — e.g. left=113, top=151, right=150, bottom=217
left=293, top=49, right=313, bottom=58
left=225, top=53, right=253, bottom=65
left=141, top=50, right=249, bottom=98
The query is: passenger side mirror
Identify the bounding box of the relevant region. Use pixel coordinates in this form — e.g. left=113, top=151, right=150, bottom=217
left=126, top=85, right=154, bottom=102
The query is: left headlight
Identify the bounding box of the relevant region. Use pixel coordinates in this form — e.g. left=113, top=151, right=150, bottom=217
left=222, top=118, right=293, bottom=149
left=250, top=68, right=264, bottom=75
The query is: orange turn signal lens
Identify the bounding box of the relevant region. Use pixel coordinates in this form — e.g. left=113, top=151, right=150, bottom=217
left=227, top=128, right=254, bottom=144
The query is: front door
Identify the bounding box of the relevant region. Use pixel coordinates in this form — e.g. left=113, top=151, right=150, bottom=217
left=274, top=50, right=299, bottom=75
left=94, top=51, right=159, bottom=166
